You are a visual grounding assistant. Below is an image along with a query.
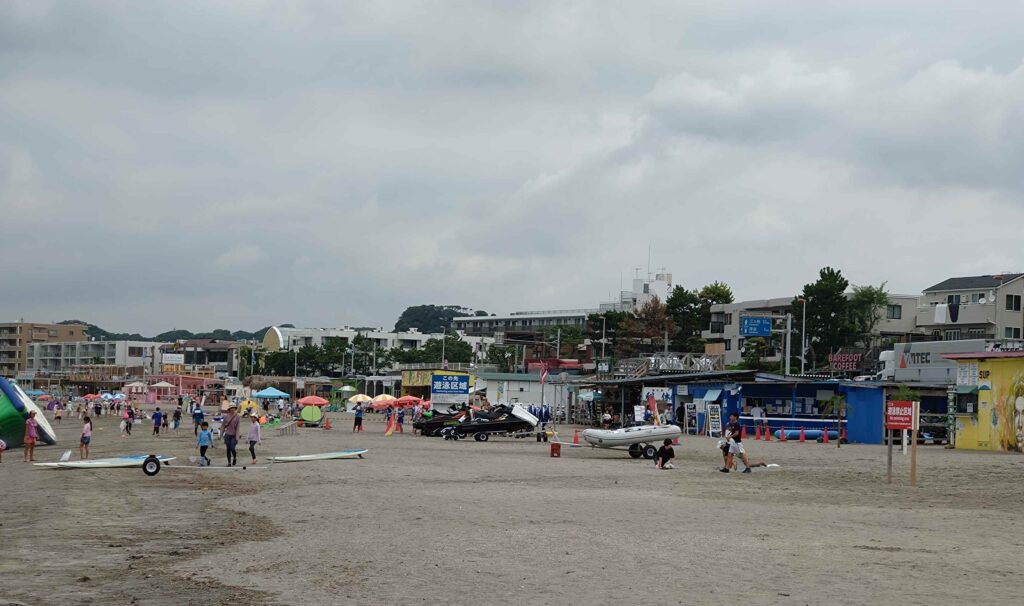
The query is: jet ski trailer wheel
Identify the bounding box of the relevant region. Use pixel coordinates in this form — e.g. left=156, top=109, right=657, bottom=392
left=474, top=432, right=489, bottom=442
left=628, top=444, right=643, bottom=459
left=142, top=455, right=162, bottom=476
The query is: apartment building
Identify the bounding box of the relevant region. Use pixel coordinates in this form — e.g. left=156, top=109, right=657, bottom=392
left=262, top=326, right=494, bottom=361
left=917, top=273, right=1024, bottom=341
left=26, top=340, right=163, bottom=375
left=0, top=322, right=87, bottom=377
left=702, top=294, right=920, bottom=367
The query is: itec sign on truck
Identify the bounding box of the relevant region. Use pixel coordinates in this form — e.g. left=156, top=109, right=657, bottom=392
left=886, top=400, right=918, bottom=431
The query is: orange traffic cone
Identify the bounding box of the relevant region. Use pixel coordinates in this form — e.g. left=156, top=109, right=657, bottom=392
left=842, top=427, right=848, bottom=443
left=324, top=418, right=332, bottom=430
left=823, top=427, right=830, bottom=443
left=572, top=429, right=580, bottom=446
left=799, top=427, right=806, bottom=443
left=672, top=436, right=679, bottom=445
left=780, top=426, right=787, bottom=442
left=755, top=425, right=762, bottom=440
left=764, top=424, right=771, bottom=441
left=741, top=425, right=747, bottom=440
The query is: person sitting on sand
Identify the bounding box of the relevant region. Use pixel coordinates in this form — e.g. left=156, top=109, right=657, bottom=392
left=656, top=438, right=675, bottom=469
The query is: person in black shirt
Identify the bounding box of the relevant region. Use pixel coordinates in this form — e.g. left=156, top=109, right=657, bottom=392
left=723, top=412, right=766, bottom=473
left=656, top=439, right=675, bottom=469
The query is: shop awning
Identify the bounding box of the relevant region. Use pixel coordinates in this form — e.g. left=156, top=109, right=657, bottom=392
left=955, top=385, right=979, bottom=394
left=701, top=389, right=723, bottom=402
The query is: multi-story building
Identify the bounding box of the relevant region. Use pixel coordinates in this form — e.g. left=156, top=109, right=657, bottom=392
left=917, top=273, right=1024, bottom=341
left=262, top=326, right=494, bottom=363
left=452, top=310, right=591, bottom=338
left=702, top=294, right=921, bottom=367
left=0, top=322, right=87, bottom=377
left=159, top=339, right=243, bottom=378
left=26, top=340, right=163, bottom=375
left=598, top=273, right=674, bottom=313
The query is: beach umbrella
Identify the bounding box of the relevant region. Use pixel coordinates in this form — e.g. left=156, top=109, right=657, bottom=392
left=348, top=393, right=372, bottom=403
left=337, top=385, right=356, bottom=393
left=238, top=399, right=260, bottom=415
left=297, top=395, right=329, bottom=407
left=254, top=387, right=289, bottom=399
left=37, top=394, right=52, bottom=401
left=394, top=395, right=422, bottom=408
left=150, top=381, right=176, bottom=389
left=100, top=393, right=114, bottom=400
left=113, top=393, right=126, bottom=400
left=84, top=393, right=101, bottom=401
left=371, top=393, right=396, bottom=403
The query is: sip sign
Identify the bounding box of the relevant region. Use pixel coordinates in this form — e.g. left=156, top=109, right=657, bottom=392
left=886, top=400, right=918, bottom=431
left=430, top=373, right=470, bottom=405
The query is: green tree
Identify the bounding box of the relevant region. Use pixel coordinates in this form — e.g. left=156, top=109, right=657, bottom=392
left=586, top=311, right=632, bottom=358
left=484, top=345, right=517, bottom=372
left=540, top=325, right=586, bottom=359
left=848, top=283, right=891, bottom=346
left=260, top=350, right=295, bottom=376
left=666, top=286, right=704, bottom=351
left=618, top=297, right=678, bottom=357
left=393, top=305, right=475, bottom=333
left=741, top=337, right=770, bottom=370
left=792, top=267, right=854, bottom=370
left=421, top=334, right=473, bottom=364
left=296, top=345, right=326, bottom=376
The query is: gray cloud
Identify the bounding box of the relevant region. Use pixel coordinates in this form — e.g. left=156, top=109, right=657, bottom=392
left=2, top=1, right=1023, bottom=333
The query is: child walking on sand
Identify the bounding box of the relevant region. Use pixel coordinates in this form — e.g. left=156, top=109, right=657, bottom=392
left=196, top=421, right=213, bottom=466
left=23, top=410, right=39, bottom=462
left=80, top=415, right=92, bottom=460
left=152, top=407, right=163, bottom=436
left=247, top=416, right=262, bottom=464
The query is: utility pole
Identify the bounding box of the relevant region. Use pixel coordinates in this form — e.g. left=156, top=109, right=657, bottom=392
left=601, top=316, right=607, bottom=359
left=784, top=313, right=793, bottom=376
left=800, top=298, right=808, bottom=375
left=556, top=328, right=561, bottom=360
left=440, top=327, right=446, bottom=367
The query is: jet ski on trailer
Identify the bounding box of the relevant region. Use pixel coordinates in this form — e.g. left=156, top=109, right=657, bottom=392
left=439, top=404, right=539, bottom=442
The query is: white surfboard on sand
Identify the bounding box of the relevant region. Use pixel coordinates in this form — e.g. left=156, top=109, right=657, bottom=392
left=268, top=449, right=367, bottom=462
left=35, top=455, right=176, bottom=469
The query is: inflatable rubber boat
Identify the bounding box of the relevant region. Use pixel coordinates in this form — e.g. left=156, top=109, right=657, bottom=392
left=581, top=424, right=682, bottom=458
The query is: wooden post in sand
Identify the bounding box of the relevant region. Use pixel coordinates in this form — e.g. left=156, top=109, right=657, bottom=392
left=910, top=401, right=920, bottom=487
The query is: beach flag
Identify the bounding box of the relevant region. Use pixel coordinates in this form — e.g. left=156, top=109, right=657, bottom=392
left=384, top=413, right=396, bottom=437
left=647, top=393, right=660, bottom=426
left=540, top=368, right=549, bottom=385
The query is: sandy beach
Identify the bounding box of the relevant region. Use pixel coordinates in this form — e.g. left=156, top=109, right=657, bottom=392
left=4, top=410, right=1024, bottom=606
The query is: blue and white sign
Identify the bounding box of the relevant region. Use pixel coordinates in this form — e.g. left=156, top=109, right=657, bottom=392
left=430, top=373, right=470, bottom=405
left=739, top=316, right=773, bottom=337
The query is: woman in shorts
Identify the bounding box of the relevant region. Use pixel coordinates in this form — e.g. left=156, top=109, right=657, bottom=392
left=80, top=415, right=93, bottom=460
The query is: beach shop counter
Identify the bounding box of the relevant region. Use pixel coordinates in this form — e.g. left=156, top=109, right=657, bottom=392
left=669, top=381, right=894, bottom=444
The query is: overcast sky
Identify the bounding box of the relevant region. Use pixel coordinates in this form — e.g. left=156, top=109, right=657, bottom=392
left=3, top=1, right=1023, bottom=334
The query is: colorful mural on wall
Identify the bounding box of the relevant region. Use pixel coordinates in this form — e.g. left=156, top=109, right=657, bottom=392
left=948, top=354, right=1024, bottom=452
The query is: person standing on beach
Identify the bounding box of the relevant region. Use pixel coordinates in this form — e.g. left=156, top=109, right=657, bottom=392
left=161, top=409, right=169, bottom=432
left=152, top=407, right=163, bottom=436
left=247, top=416, right=262, bottom=465
left=750, top=402, right=767, bottom=435
left=397, top=407, right=405, bottom=433
left=80, top=415, right=92, bottom=460
left=221, top=404, right=241, bottom=467
left=192, top=405, right=204, bottom=436
left=53, top=403, right=62, bottom=425
left=172, top=407, right=182, bottom=432
left=353, top=404, right=363, bottom=432
left=23, top=410, right=39, bottom=462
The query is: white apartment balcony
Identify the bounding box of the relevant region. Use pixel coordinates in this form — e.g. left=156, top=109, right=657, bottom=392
left=916, top=303, right=995, bottom=328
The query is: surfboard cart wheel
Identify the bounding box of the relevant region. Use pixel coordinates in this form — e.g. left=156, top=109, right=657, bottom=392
left=142, top=455, right=161, bottom=476
left=641, top=444, right=657, bottom=460
left=628, top=444, right=643, bottom=459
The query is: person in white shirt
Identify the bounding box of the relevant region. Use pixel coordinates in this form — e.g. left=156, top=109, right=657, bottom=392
left=750, top=403, right=767, bottom=433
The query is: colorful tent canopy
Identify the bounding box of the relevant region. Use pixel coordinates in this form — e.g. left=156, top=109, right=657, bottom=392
left=299, top=405, right=323, bottom=424
left=150, top=381, right=176, bottom=389
left=297, top=395, right=329, bottom=406
left=254, top=387, right=289, bottom=399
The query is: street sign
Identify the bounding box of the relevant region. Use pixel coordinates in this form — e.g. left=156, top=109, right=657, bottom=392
left=430, top=373, right=470, bottom=405
left=739, top=316, right=773, bottom=337
left=886, top=400, right=917, bottom=430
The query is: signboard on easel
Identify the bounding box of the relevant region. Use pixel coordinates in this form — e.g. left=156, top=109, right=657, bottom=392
left=706, top=403, right=722, bottom=437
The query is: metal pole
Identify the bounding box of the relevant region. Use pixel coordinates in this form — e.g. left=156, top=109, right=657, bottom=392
left=601, top=316, right=607, bottom=359
left=556, top=329, right=561, bottom=360
left=785, top=313, right=792, bottom=376
left=801, top=299, right=807, bottom=375
left=441, top=328, right=446, bottom=367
